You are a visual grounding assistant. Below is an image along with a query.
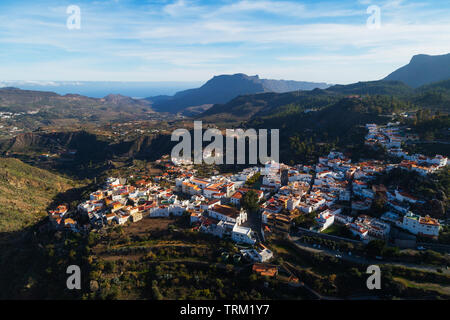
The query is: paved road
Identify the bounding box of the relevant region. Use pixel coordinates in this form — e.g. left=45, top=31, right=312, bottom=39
left=289, top=235, right=450, bottom=275
left=297, top=226, right=361, bottom=244
left=243, top=209, right=263, bottom=242
left=290, top=235, right=368, bottom=263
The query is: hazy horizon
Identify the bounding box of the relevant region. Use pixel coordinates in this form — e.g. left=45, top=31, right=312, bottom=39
left=0, top=80, right=205, bottom=98
left=0, top=75, right=335, bottom=98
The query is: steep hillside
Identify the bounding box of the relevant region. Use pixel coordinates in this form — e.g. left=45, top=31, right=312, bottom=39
left=421, top=79, right=450, bottom=91
left=200, top=89, right=339, bottom=123
left=413, top=80, right=450, bottom=110
left=1, top=131, right=174, bottom=162
left=199, top=78, right=450, bottom=125
left=384, top=53, right=450, bottom=88
left=1, top=131, right=112, bottom=162
left=327, top=80, right=413, bottom=96
left=246, top=95, right=408, bottom=163
left=199, top=85, right=415, bottom=163
left=0, top=130, right=177, bottom=181
left=0, top=158, right=75, bottom=233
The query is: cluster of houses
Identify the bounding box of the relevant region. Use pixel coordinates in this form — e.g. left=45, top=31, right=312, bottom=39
left=258, top=151, right=396, bottom=241
left=49, top=123, right=448, bottom=249
left=0, top=111, right=24, bottom=119
left=49, top=162, right=261, bottom=248
left=365, top=123, right=447, bottom=175
left=294, top=123, right=447, bottom=240
left=0, top=111, right=27, bottom=136
left=304, top=150, right=444, bottom=240
left=48, top=204, right=78, bottom=231
left=248, top=147, right=444, bottom=241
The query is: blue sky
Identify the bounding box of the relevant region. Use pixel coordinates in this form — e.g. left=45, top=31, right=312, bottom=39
left=0, top=0, right=449, bottom=84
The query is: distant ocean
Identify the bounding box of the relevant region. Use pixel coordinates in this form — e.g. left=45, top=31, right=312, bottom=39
left=0, top=81, right=203, bottom=99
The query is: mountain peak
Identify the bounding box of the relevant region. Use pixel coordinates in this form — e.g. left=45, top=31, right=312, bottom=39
left=207, top=73, right=260, bottom=85
left=234, top=73, right=259, bottom=79
left=410, top=53, right=450, bottom=63
left=102, top=93, right=142, bottom=106
left=147, top=74, right=330, bottom=114
left=410, top=54, right=429, bottom=62
left=384, top=53, right=450, bottom=88
left=104, top=93, right=127, bottom=99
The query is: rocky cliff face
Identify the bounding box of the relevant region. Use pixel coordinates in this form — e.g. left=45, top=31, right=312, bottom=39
left=1, top=131, right=175, bottom=162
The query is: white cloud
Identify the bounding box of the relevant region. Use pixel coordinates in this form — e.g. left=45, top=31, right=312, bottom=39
left=116, top=49, right=240, bottom=68
left=210, top=0, right=306, bottom=17
left=163, top=0, right=205, bottom=17
left=0, top=0, right=449, bottom=83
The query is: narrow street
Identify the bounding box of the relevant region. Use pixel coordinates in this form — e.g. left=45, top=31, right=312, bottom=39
left=244, top=208, right=263, bottom=243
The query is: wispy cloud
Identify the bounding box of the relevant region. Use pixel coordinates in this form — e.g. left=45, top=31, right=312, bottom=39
left=0, top=0, right=448, bottom=83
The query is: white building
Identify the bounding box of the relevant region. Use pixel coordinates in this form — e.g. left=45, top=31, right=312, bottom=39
left=349, top=222, right=369, bottom=240
left=315, top=210, right=335, bottom=231
left=241, top=245, right=273, bottom=262
left=208, top=204, right=247, bottom=225
left=395, top=190, right=419, bottom=204
left=287, top=197, right=300, bottom=211
left=232, top=224, right=256, bottom=245
left=334, top=213, right=353, bottom=225
left=105, top=177, right=120, bottom=188
left=401, top=212, right=440, bottom=237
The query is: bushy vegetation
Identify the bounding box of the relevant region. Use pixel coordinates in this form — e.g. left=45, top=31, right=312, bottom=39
left=83, top=220, right=310, bottom=300
left=241, top=190, right=260, bottom=213
left=0, top=158, right=76, bottom=233
left=403, top=111, right=450, bottom=142
left=375, top=167, right=449, bottom=219
left=275, top=239, right=450, bottom=299
left=0, top=225, right=90, bottom=299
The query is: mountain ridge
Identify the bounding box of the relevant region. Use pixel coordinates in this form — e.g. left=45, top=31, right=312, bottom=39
left=199, top=77, right=450, bottom=123
left=384, top=53, right=450, bottom=88
left=146, top=73, right=331, bottom=114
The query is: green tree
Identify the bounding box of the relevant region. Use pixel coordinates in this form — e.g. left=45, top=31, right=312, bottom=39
left=366, top=240, right=386, bottom=257
left=241, top=190, right=260, bottom=212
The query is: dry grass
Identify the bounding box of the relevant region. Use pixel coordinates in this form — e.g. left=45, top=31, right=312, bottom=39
left=393, top=276, right=450, bottom=296
left=0, top=158, right=76, bottom=233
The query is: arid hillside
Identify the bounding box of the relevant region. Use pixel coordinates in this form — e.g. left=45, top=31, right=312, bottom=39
left=0, top=158, right=75, bottom=233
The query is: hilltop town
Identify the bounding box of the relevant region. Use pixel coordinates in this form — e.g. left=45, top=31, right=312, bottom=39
left=47, top=122, right=449, bottom=276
